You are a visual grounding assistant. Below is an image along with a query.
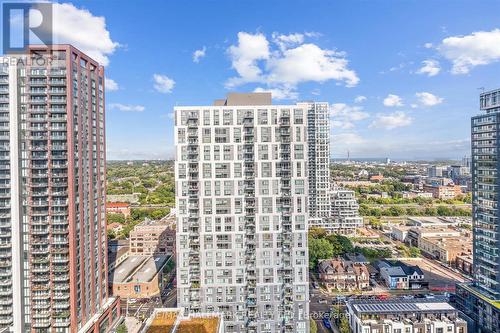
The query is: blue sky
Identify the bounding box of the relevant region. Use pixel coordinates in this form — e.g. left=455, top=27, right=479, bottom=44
left=28, top=1, right=500, bottom=160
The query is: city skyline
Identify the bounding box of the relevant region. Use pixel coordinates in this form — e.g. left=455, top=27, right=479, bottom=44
left=25, top=0, right=500, bottom=161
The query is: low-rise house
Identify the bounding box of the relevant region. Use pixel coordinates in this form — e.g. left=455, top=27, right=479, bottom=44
left=318, top=258, right=369, bottom=291
left=369, top=174, right=384, bottom=182
left=347, top=297, right=467, bottom=333
left=106, top=202, right=131, bottom=217
left=376, top=260, right=426, bottom=290
left=107, top=222, right=123, bottom=234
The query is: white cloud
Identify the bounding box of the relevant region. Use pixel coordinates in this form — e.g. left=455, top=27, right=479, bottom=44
left=330, top=103, right=369, bottom=129
left=383, top=94, right=404, bottom=107
left=226, top=32, right=270, bottom=87
left=226, top=32, right=359, bottom=94
left=331, top=132, right=366, bottom=145
left=272, top=32, right=305, bottom=51
left=105, top=77, right=119, bottom=91
left=438, top=29, right=500, bottom=74
left=266, top=43, right=359, bottom=87
left=330, top=103, right=369, bottom=121
left=417, top=59, right=441, bottom=77
left=331, top=120, right=354, bottom=129
left=50, top=3, right=119, bottom=66
left=354, top=95, right=366, bottom=103
left=109, top=103, right=145, bottom=112
left=415, top=92, right=443, bottom=106
left=193, top=46, right=206, bottom=63
left=153, top=74, right=175, bottom=93
left=370, top=111, right=412, bottom=129
left=253, top=86, right=298, bottom=100
left=424, top=43, right=433, bottom=49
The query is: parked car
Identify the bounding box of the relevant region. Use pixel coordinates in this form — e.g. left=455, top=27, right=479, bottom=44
left=319, top=299, right=328, bottom=304
left=322, top=317, right=332, bottom=330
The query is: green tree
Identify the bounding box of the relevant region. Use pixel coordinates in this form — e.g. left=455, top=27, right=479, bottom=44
left=339, top=316, right=350, bottom=333
left=107, top=213, right=126, bottom=224
left=116, top=323, right=128, bottom=333
left=310, top=320, right=318, bottom=333
left=309, top=227, right=328, bottom=239
left=309, top=237, right=334, bottom=269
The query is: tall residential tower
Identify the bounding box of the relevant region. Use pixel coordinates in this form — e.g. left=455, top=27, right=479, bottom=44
left=0, top=45, right=119, bottom=333
left=175, top=93, right=309, bottom=333
left=456, top=88, right=500, bottom=332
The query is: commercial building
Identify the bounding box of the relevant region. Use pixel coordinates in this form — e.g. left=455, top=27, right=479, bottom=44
left=129, top=216, right=176, bottom=256
left=406, top=226, right=461, bottom=247
left=455, top=254, right=473, bottom=276
left=427, top=165, right=448, bottom=178
left=423, top=184, right=462, bottom=199
left=0, top=45, right=119, bottom=332
left=110, top=255, right=172, bottom=299
left=455, top=88, right=500, bottom=332
left=347, top=297, right=467, bottom=333
left=418, top=235, right=472, bottom=264
left=106, top=202, right=131, bottom=218
left=317, top=258, right=369, bottom=291
left=174, top=93, right=309, bottom=333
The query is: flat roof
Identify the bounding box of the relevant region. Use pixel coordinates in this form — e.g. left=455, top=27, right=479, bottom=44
left=176, top=317, right=220, bottom=333
left=350, top=297, right=456, bottom=315
left=112, top=255, right=170, bottom=283
left=134, top=255, right=169, bottom=282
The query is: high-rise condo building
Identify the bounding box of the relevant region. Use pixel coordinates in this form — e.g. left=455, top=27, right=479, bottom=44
left=304, top=102, right=331, bottom=220
left=305, top=102, right=362, bottom=235
left=0, top=45, right=119, bottom=333
left=456, top=88, right=500, bottom=332
left=175, top=93, right=309, bottom=333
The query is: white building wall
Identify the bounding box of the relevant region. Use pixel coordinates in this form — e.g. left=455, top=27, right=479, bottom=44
left=175, top=104, right=309, bottom=333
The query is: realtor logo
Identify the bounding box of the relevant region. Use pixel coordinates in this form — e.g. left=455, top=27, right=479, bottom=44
left=2, top=2, right=53, bottom=53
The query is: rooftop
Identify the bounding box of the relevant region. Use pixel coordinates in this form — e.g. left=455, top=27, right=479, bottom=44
left=112, top=255, right=170, bottom=283
left=214, top=92, right=272, bottom=106
left=176, top=317, right=220, bottom=333
left=142, top=309, right=221, bottom=333
left=349, top=297, right=456, bottom=315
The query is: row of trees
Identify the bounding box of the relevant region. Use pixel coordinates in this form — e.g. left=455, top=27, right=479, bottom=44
left=359, top=204, right=471, bottom=217
left=107, top=207, right=171, bottom=239
left=358, top=193, right=471, bottom=205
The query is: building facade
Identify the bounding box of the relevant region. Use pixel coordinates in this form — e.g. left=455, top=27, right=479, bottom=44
left=456, top=88, right=500, bottom=332
left=129, top=218, right=176, bottom=256
left=305, top=102, right=330, bottom=220
left=347, top=298, right=467, bottom=333
left=175, top=93, right=309, bottom=333
left=0, top=45, right=118, bottom=332
left=309, top=187, right=363, bottom=235
left=105, top=202, right=131, bottom=217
